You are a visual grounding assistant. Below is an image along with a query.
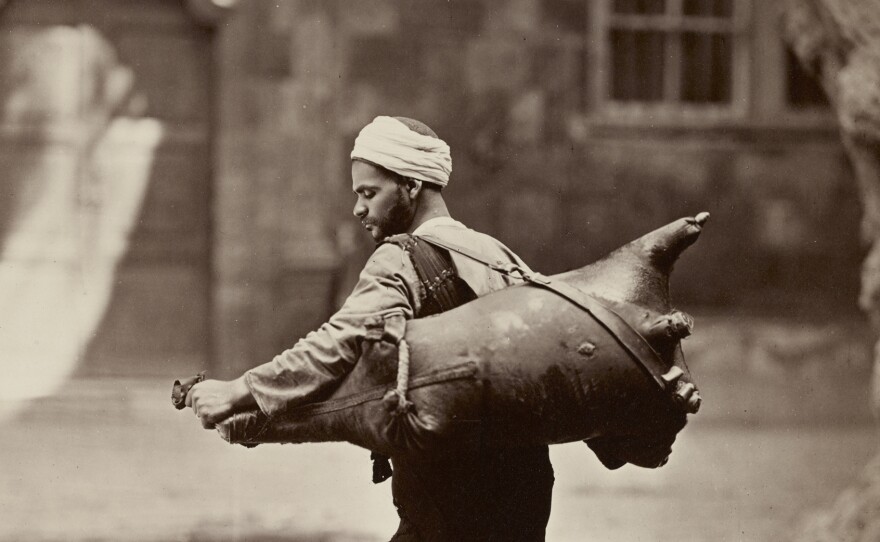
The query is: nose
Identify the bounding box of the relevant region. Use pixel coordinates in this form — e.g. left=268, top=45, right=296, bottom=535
left=353, top=202, right=367, bottom=219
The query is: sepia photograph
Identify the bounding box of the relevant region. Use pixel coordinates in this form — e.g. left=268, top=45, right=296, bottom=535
left=2, top=1, right=879, bottom=541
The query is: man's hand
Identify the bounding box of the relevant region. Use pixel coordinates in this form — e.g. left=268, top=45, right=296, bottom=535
left=185, top=375, right=257, bottom=429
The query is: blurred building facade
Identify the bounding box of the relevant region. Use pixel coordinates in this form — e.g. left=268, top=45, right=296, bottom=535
left=0, top=0, right=871, bottom=416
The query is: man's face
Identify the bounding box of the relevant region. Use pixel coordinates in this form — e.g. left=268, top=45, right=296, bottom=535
left=352, top=160, right=416, bottom=242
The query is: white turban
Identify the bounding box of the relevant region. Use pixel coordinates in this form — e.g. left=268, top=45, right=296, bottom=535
left=350, top=116, right=452, bottom=187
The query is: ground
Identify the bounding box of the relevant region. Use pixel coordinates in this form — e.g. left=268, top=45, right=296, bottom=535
left=1, top=378, right=876, bottom=542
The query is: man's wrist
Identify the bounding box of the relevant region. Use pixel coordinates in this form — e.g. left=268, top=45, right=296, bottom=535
left=232, top=374, right=257, bottom=410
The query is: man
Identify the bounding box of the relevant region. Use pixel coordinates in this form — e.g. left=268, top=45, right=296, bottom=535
left=187, top=116, right=554, bottom=541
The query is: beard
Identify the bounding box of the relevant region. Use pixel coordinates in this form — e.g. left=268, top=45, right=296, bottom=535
left=368, top=186, right=416, bottom=243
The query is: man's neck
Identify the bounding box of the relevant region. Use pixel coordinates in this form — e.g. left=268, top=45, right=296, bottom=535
left=408, top=196, right=451, bottom=234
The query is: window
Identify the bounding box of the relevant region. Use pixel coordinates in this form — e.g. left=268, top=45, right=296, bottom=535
left=785, top=47, right=829, bottom=109
left=595, top=0, right=750, bottom=120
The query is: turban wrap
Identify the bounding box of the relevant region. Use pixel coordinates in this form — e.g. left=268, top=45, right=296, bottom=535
left=350, top=116, right=452, bottom=187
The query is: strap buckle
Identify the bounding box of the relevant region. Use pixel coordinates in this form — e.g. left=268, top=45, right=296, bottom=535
left=496, top=263, right=550, bottom=285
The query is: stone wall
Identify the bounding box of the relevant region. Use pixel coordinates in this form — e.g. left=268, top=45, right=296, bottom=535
left=212, top=0, right=866, bottom=393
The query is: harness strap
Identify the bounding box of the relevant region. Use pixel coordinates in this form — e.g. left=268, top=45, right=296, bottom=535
left=384, top=234, right=477, bottom=316
left=417, top=234, right=671, bottom=393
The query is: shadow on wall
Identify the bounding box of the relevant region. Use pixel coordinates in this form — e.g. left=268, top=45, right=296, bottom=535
left=74, top=7, right=213, bottom=380
left=0, top=4, right=214, bottom=418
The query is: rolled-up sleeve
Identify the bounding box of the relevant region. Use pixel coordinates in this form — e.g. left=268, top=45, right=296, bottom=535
left=245, top=243, right=418, bottom=417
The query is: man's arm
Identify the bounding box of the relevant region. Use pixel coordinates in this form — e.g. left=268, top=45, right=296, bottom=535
left=188, top=243, right=418, bottom=427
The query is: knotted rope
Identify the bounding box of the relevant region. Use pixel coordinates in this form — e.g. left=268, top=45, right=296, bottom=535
left=371, top=338, right=414, bottom=484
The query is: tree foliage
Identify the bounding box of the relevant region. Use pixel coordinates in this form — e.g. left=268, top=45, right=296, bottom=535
left=784, top=1, right=880, bottom=540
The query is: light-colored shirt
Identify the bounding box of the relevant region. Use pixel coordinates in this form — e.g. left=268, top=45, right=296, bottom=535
left=245, top=218, right=530, bottom=417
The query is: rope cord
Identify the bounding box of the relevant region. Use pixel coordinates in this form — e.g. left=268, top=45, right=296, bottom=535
left=394, top=339, right=414, bottom=412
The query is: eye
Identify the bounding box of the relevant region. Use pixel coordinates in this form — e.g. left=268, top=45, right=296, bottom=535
left=362, top=190, right=375, bottom=199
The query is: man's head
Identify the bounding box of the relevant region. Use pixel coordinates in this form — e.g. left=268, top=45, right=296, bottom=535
left=350, top=117, right=450, bottom=242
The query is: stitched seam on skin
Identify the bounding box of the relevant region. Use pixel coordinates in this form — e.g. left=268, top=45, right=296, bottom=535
left=278, top=362, right=478, bottom=417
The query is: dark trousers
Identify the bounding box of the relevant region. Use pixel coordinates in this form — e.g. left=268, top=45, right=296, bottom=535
left=389, top=445, right=554, bottom=542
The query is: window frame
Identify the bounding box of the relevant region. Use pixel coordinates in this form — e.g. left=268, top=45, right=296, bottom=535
left=747, top=2, right=835, bottom=131
left=588, top=0, right=753, bottom=126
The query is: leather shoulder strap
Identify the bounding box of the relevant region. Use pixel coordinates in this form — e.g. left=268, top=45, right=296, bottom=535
left=384, top=234, right=476, bottom=317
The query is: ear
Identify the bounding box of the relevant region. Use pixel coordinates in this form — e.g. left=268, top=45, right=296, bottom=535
left=407, top=179, right=423, bottom=199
